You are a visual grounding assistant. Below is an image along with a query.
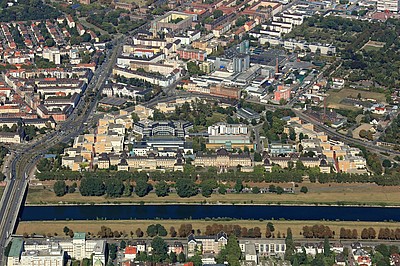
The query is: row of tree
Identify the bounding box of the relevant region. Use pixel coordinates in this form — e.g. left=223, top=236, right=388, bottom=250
left=56, top=176, right=302, bottom=198
left=304, top=225, right=400, bottom=240
left=53, top=181, right=76, bottom=196
left=42, top=163, right=400, bottom=186
left=39, top=167, right=304, bottom=183
left=377, top=228, right=400, bottom=240
left=309, top=171, right=400, bottom=186
left=302, top=225, right=334, bottom=238
left=0, top=145, right=9, bottom=180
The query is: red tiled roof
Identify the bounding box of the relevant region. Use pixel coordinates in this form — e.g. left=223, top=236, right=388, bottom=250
left=124, top=246, right=137, bottom=255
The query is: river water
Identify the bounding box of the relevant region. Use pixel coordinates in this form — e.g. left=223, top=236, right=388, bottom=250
left=20, top=204, right=400, bottom=222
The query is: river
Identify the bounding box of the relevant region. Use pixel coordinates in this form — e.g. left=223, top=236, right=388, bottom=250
left=19, top=204, right=400, bottom=222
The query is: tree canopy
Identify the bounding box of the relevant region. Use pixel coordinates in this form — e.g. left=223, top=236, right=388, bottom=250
left=80, top=177, right=105, bottom=196
left=155, top=181, right=169, bottom=197
left=135, top=178, right=152, bottom=197
left=217, top=235, right=241, bottom=266
left=53, top=180, right=66, bottom=197
left=176, top=178, right=198, bottom=197
left=151, top=237, right=168, bottom=262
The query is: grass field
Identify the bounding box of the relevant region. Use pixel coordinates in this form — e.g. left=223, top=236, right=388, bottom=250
left=362, top=40, right=385, bottom=52
left=117, top=0, right=146, bottom=6
left=363, top=45, right=382, bottom=52
left=16, top=219, right=400, bottom=240
left=352, top=123, right=374, bottom=139
left=326, top=88, right=386, bottom=110
left=27, top=182, right=400, bottom=206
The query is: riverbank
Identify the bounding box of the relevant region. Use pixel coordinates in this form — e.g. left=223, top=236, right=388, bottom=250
left=16, top=219, right=400, bottom=239
left=26, top=182, right=400, bottom=207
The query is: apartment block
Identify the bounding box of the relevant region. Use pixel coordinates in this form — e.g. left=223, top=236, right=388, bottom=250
left=177, top=48, right=207, bottom=61
left=377, top=0, right=400, bottom=12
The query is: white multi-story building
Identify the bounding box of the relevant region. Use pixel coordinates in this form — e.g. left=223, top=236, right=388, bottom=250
left=42, top=47, right=61, bottom=65
left=7, top=239, right=64, bottom=266
left=208, top=123, right=249, bottom=136
left=377, top=0, right=400, bottom=12
left=7, top=234, right=106, bottom=266
left=239, top=239, right=286, bottom=259
left=59, top=236, right=106, bottom=265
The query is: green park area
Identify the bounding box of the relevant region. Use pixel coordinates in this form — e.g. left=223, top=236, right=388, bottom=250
left=362, top=40, right=386, bottom=52
left=117, top=0, right=147, bottom=6
left=326, top=88, right=387, bottom=110
left=16, top=219, right=400, bottom=241
left=26, top=182, right=400, bottom=207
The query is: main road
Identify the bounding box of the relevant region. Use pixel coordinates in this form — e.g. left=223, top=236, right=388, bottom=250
left=0, top=34, right=126, bottom=265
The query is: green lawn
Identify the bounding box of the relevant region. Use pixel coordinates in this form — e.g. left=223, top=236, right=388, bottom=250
left=326, top=88, right=387, bottom=110
left=363, top=45, right=382, bottom=52
left=27, top=182, right=400, bottom=206
left=117, top=0, right=146, bottom=6
left=17, top=219, right=400, bottom=240
left=362, top=40, right=385, bottom=52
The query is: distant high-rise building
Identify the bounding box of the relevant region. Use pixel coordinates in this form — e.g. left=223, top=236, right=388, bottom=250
left=238, top=40, right=250, bottom=54
left=377, top=0, right=400, bottom=12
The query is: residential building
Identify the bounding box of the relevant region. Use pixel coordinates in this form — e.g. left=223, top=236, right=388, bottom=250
left=133, top=105, right=155, bottom=120
left=124, top=246, right=137, bottom=260
left=239, top=239, right=286, bottom=259
left=199, top=61, right=215, bottom=73
left=0, top=132, right=22, bottom=144
left=274, top=85, right=291, bottom=102
left=103, top=83, right=152, bottom=99
left=177, top=48, right=207, bottom=61
left=332, top=78, right=345, bottom=89
left=352, top=249, right=371, bottom=266
left=187, top=232, right=228, bottom=257
left=112, top=66, right=179, bottom=87
left=377, top=0, right=400, bottom=12
left=150, top=12, right=196, bottom=35
left=42, top=47, right=61, bottom=65
left=37, top=104, right=74, bottom=122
